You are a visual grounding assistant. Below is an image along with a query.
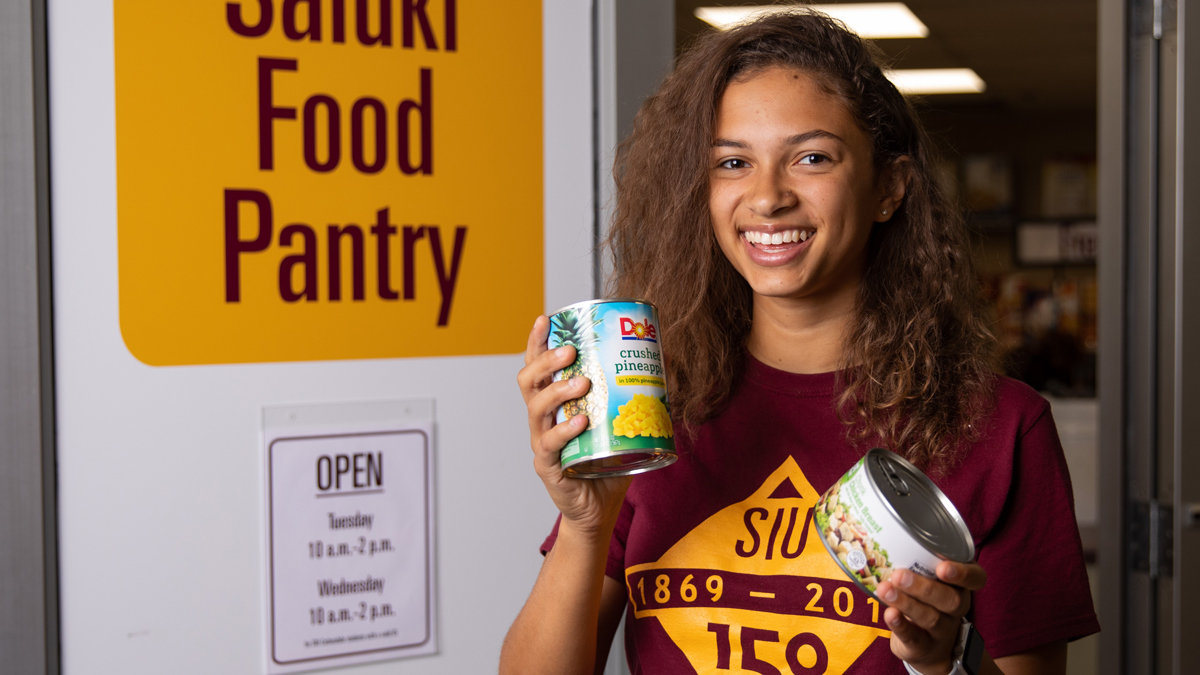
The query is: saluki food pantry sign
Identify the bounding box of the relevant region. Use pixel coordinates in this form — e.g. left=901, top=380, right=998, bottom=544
left=115, top=0, right=542, bottom=365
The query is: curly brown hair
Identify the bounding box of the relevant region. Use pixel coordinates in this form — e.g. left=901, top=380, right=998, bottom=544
left=606, top=10, right=996, bottom=470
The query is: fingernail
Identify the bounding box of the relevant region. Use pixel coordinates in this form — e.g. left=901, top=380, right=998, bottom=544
left=895, top=569, right=911, bottom=587
left=888, top=614, right=901, bottom=627
left=572, top=415, right=586, bottom=426
left=572, top=377, right=587, bottom=387
left=556, top=346, right=572, bottom=357
left=881, top=586, right=897, bottom=602
left=944, top=564, right=959, bottom=581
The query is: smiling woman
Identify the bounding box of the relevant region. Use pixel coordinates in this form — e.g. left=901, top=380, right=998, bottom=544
left=708, top=68, right=886, bottom=334
left=610, top=13, right=991, bottom=470
left=503, top=10, right=1098, bottom=675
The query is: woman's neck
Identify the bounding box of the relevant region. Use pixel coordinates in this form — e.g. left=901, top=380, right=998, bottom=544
left=746, top=288, right=857, bottom=374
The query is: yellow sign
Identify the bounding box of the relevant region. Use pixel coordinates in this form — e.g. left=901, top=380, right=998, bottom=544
left=114, top=0, right=543, bottom=365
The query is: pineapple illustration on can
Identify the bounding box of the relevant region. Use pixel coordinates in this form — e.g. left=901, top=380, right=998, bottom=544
left=548, top=299, right=677, bottom=478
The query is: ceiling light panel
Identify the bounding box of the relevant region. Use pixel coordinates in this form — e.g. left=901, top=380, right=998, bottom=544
left=884, top=68, right=987, bottom=95
left=694, top=3, right=930, bottom=39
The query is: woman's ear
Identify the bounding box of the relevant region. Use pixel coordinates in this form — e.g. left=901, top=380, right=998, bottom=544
left=875, top=156, right=911, bottom=222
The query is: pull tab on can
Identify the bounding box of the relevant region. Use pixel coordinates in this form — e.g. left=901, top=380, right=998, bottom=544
left=877, top=454, right=911, bottom=496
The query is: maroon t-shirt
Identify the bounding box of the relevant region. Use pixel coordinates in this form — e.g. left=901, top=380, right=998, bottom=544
left=542, top=357, right=1099, bottom=674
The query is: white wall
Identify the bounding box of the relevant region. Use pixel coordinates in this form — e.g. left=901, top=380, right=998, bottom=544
left=1044, top=396, right=1098, bottom=528
left=49, top=0, right=594, bottom=672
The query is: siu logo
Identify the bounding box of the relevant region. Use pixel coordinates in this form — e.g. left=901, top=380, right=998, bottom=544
left=620, top=318, right=657, bottom=342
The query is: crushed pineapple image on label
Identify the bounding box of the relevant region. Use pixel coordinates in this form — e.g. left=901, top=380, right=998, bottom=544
left=613, top=393, right=673, bottom=438
left=547, top=300, right=676, bottom=477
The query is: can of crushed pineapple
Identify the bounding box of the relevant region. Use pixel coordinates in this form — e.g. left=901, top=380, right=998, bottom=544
left=814, top=448, right=974, bottom=601
left=547, top=299, right=677, bottom=478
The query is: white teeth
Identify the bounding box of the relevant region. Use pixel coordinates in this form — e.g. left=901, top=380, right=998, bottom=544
left=742, top=229, right=817, bottom=245
left=743, top=230, right=810, bottom=245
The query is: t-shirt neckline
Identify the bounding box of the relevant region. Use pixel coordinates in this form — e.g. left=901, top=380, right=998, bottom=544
left=743, top=354, right=841, bottom=397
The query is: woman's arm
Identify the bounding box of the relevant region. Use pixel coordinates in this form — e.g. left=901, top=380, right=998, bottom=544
left=992, top=640, right=1067, bottom=675
left=500, top=316, right=633, bottom=675
left=500, top=523, right=627, bottom=675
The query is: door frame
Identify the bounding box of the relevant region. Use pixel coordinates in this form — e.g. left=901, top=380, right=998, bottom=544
left=1098, top=0, right=1200, bottom=672
left=0, top=0, right=58, bottom=673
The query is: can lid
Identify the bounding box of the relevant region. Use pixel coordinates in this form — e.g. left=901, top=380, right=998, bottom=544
left=864, top=448, right=975, bottom=562
left=548, top=298, right=657, bottom=317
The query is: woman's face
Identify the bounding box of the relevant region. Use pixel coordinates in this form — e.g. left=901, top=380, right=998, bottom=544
left=709, top=67, right=899, bottom=303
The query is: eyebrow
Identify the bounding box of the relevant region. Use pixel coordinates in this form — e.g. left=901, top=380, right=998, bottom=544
left=712, top=129, right=845, bottom=149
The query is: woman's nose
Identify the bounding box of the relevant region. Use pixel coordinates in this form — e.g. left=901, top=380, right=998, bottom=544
left=747, top=167, right=798, bottom=217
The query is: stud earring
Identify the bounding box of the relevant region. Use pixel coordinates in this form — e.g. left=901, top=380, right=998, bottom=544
left=882, top=209, right=889, bottom=216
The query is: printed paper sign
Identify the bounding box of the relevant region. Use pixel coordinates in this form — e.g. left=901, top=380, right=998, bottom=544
left=265, top=400, right=435, bottom=672
left=113, top=1, right=543, bottom=365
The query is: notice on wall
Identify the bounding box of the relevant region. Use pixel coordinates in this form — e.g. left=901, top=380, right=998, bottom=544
left=264, top=400, right=435, bottom=673
left=113, top=1, right=543, bottom=366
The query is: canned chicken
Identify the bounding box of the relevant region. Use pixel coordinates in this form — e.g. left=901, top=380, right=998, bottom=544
left=548, top=299, right=677, bottom=478
left=815, top=448, right=975, bottom=600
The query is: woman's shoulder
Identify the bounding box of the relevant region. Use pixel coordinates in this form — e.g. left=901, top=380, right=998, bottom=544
left=943, top=376, right=1070, bottom=549
left=946, top=376, right=1057, bottom=480
left=987, top=374, right=1054, bottom=437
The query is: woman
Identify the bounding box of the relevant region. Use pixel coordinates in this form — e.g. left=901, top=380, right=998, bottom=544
left=503, top=11, right=1098, bottom=675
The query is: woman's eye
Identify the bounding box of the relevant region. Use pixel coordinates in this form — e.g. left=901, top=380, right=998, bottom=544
left=719, top=158, right=749, bottom=170
left=799, top=153, right=828, bottom=165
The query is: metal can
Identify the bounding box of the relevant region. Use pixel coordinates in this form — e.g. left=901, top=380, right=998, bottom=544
left=547, top=299, right=677, bottom=478
left=815, top=448, right=974, bottom=600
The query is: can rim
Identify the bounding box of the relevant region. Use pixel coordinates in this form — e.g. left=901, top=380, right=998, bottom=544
left=562, top=448, right=677, bottom=478
left=548, top=298, right=657, bottom=317
left=862, top=448, right=976, bottom=562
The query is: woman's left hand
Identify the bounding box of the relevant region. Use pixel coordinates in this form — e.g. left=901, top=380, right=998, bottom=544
left=876, top=560, right=987, bottom=675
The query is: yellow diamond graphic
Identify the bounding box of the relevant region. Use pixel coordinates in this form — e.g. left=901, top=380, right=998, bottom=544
left=625, top=457, right=891, bottom=673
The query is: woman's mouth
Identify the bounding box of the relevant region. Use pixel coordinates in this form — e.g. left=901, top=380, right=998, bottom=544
left=741, top=229, right=811, bottom=246
left=739, top=228, right=813, bottom=265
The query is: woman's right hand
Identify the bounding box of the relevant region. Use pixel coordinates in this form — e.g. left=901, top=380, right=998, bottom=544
left=518, top=315, right=632, bottom=536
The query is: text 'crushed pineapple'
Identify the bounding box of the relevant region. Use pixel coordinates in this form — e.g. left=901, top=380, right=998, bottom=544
left=612, top=394, right=674, bottom=438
